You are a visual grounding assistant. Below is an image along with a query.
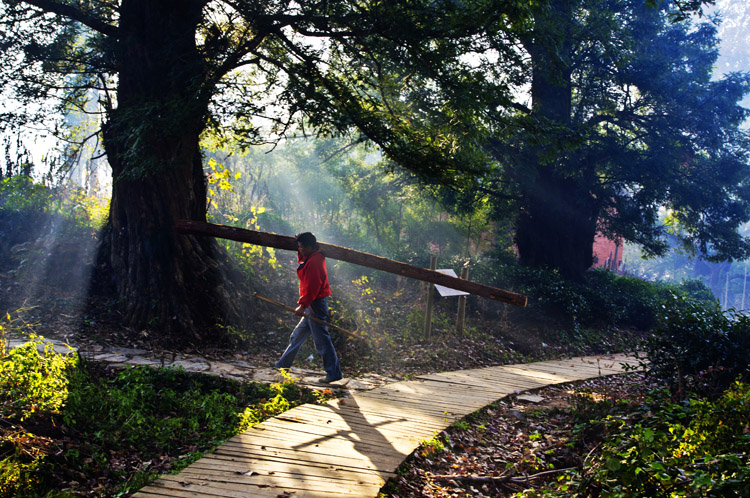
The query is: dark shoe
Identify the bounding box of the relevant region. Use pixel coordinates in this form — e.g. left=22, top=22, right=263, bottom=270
left=318, top=376, right=342, bottom=384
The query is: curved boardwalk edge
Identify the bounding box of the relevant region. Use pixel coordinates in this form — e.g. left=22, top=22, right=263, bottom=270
left=132, top=353, right=639, bottom=498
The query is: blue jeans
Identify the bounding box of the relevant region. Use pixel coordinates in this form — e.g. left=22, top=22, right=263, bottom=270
left=275, top=297, right=342, bottom=381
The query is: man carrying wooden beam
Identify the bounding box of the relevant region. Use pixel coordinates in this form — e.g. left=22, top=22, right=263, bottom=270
left=177, top=220, right=527, bottom=307
left=273, top=232, right=343, bottom=383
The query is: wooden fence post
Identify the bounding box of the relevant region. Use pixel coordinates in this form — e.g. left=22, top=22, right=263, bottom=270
left=424, top=255, right=437, bottom=338
left=456, top=261, right=469, bottom=334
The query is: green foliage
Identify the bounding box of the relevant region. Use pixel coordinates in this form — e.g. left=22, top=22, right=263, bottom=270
left=471, top=253, right=716, bottom=333
left=641, top=294, right=750, bottom=397
left=0, top=313, right=7, bottom=357
left=580, top=271, right=715, bottom=331
left=486, top=0, right=750, bottom=279
left=63, top=363, right=314, bottom=455
left=58, top=363, right=316, bottom=495
left=0, top=333, right=77, bottom=421
left=0, top=330, right=76, bottom=496
left=202, top=137, right=495, bottom=264
left=452, top=419, right=471, bottom=431
left=236, top=369, right=303, bottom=431
left=418, top=434, right=448, bottom=458
left=0, top=176, right=54, bottom=253
left=546, top=383, right=750, bottom=498
left=0, top=175, right=108, bottom=272
left=501, top=264, right=591, bottom=327
left=57, top=187, right=109, bottom=230
left=677, top=278, right=717, bottom=304
left=0, top=331, right=321, bottom=497
left=0, top=458, right=43, bottom=498
left=0, top=175, right=108, bottom=232
left=0, top=175, right=51, bottom=214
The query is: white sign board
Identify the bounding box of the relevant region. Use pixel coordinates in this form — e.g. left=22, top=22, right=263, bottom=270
left=434, top=269, right=470, bottom=297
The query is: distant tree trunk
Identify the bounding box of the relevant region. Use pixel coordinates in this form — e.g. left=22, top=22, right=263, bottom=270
left=513, top=0, right=598, bottom=281
left=95, top=0, right=245, bottom=340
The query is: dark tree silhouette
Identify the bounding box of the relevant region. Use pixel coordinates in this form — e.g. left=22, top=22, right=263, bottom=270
left=485, top=0, right=750, bottom=279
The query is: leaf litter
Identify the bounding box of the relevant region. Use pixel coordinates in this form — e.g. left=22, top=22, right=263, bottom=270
left=380, top=372, right=658, bottom=497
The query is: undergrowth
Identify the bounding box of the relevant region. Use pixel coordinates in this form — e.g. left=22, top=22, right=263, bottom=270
left=0, top=318, right=328, bottom=497
left=527, top=382, right=750, bottom=497
left=640, top=293, right=750, bottom=398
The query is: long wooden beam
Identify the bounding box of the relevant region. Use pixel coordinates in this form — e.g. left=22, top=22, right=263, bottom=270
left=176, top=220, right=527, bottom=307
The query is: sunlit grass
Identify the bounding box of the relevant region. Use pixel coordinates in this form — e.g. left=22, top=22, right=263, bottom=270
left=0, top=328, right=325, bottom=497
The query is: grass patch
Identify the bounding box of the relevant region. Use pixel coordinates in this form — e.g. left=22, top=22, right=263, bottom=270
left=0, top=322, right=328, bottom=497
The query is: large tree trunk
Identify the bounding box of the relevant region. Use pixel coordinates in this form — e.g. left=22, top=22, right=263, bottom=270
left=513, top=0, right=599, bottom=281
left=95, top=0, right=245, bottom=340
left=515, top=170, right=599, bottom=280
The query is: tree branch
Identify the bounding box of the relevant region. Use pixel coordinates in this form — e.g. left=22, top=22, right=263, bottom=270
left=21, top=0, right=119, bottom=37
left=207, top=30, right=269, bottom=89
left=319, top=137, right=366, bottom=164
left=511, top=101, right=532, bottom=114
left=431, top=467, right=577, bottom=486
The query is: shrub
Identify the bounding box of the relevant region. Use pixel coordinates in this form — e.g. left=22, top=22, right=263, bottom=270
left=641, top=294, right=750, bottom=397
left=62, top=363, right=314, bottom=453
left=0, top=175, right=52, bottom=214
left=0, top=458, right=43, bottom=498
left=468, top=256, right=590, bottom=328
left=0, top=331, right=77, bottom=496
left=678, top=278, right=718, bottom=304
left=1, top=332, right=321, bottom=497
left=0, top=176, right=52, bottom=254
left=0, top=334, right=77, bottom=421
left=468, top=252, right=711, bottom=333
left=551, top=383, right=750, bottom=498
left=0, top=175, right=108, bottom=250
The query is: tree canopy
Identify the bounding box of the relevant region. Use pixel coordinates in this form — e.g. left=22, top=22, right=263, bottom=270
left=330, top=0, right=750, bottom=280
left=444, top=0, right=750, bottom=279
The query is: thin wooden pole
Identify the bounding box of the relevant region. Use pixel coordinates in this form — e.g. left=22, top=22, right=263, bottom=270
left=253, top=293, right=358, bottom=338
left=612, top=242, right=620, bottom=273
left=456, top=262, right=469, bottom=335
left=176, top=220, right=527, bottom=307
left=743, top=266, right=747, bottom=312
left=724, top=272, right=730, bottom=310
left=424, top=255, right=437, bottom=339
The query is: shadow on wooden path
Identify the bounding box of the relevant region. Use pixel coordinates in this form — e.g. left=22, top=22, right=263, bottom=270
left=133, top=353, right=638, bottom=498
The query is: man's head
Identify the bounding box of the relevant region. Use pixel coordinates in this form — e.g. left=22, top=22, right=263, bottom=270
left=296, top=232, right=317, bottom=255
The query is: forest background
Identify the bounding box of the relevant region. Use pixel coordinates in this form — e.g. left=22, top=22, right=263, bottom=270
left=2, top=0, right=750, bottom=342
left=2, top=0, right=750, bottom=496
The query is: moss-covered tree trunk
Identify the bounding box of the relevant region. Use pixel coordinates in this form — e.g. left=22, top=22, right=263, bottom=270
left=96, top=0, right=244, bottom=339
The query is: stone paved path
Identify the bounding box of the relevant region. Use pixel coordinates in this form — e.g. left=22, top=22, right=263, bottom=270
left=5, top=333, right=400, bottom=391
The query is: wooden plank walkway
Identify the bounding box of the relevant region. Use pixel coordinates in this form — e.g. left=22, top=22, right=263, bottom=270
left=133, top=353, right=637, bottom=498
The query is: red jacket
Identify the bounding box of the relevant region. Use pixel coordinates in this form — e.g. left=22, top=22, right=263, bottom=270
left=297, top=249, right=331, bottom=308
